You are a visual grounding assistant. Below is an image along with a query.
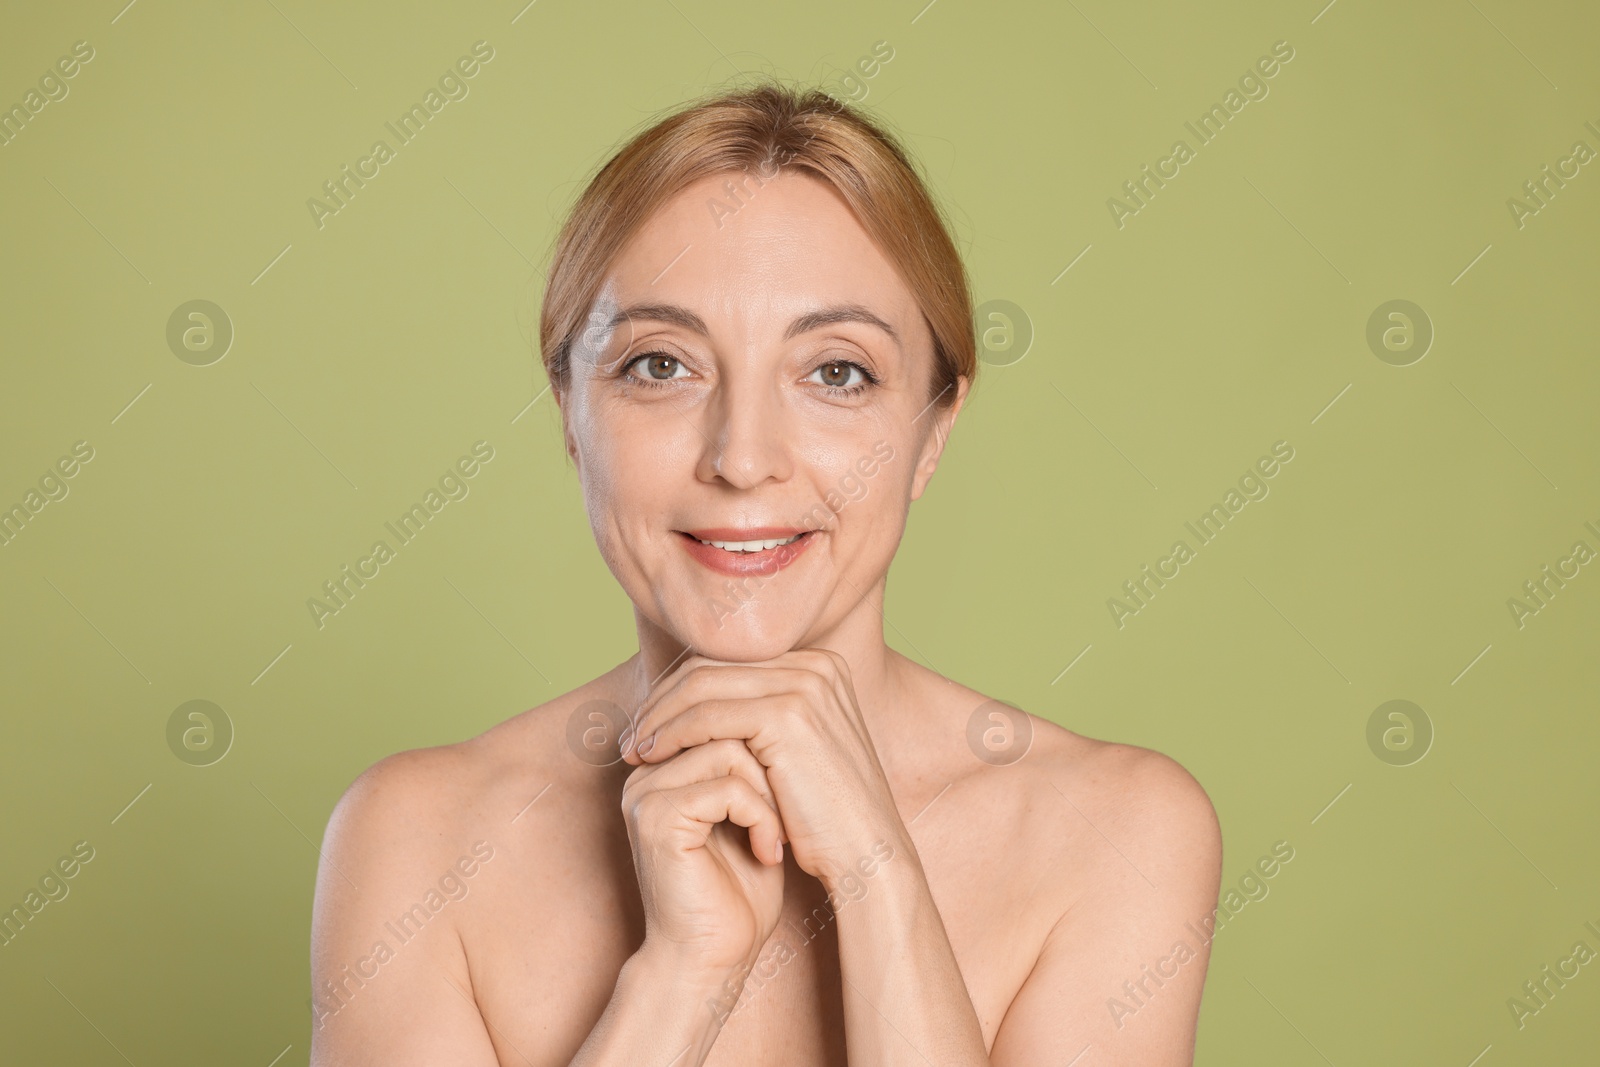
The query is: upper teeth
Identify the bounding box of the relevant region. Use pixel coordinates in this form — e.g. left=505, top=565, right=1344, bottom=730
left=697, top=533, right=804, bottom=553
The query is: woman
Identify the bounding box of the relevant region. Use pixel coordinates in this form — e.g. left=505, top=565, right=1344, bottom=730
left=310, top=81, right=1222, bottom=1066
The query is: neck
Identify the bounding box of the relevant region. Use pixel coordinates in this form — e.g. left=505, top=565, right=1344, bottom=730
left=620, top=578, right=912, bottom=735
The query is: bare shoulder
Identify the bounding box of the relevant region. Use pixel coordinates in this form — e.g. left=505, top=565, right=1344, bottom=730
left=1025, top=712, right=1221, bottom=889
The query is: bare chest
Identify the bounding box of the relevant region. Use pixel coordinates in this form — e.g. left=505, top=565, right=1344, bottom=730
left=463, top=796, right=1059, bottom=1066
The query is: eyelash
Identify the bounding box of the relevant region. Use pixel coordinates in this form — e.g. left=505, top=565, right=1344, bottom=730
left=619, top=351, right=881, bottom=395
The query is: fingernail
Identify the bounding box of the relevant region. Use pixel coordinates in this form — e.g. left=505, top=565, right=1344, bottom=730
left=618, top=726, right=633, bottom=754
left=637, top=733, right=655, bottom=756
left=776, top=839, right=783, bottom=864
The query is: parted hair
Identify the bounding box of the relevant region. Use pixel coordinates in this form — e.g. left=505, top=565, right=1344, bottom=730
left=537, top=79, right=974, bottom=411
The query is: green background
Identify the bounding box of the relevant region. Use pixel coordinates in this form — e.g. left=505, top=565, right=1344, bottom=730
left=2, top=0, right=1597, bottom=1063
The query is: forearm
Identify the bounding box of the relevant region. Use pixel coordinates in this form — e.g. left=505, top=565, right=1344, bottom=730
left=832, top=839, right=990, bottom=1066
left=568, top=947, right=744, bottom=1067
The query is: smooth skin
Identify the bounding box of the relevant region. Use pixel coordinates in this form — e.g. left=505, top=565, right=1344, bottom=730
left=309, top=168, right=1223, bottom=1066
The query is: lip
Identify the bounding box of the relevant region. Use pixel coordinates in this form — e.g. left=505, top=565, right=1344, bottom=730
left=675, top=528, right=817, bottom=577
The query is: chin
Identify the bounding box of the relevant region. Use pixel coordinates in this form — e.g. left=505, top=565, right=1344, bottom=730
left=677, top=607, right=809, bottom=663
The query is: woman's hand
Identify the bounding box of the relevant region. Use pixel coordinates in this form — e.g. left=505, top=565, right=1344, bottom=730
left=621, top=737, right=787, bottom=978
left=622, top=648, right=910, bottom=895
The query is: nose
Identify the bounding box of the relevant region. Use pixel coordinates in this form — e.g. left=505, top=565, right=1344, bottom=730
left=693, top=366, right=793, bottom=490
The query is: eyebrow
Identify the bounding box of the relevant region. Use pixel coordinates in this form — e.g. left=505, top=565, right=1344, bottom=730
left=607, top=302, right=899, bottom=345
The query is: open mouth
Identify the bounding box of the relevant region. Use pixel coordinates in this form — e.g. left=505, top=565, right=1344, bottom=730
left=674, top=528, right=816, bottom=576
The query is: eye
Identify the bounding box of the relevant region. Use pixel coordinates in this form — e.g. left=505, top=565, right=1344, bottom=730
left=621, top=350, right=690, bottom=386
left=809, top=359, right=877, bottom=393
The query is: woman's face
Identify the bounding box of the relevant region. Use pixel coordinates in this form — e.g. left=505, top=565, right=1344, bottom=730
left=555, top=168, right=966, bottom=661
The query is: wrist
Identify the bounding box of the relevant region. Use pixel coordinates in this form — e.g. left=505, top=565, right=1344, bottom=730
left=629, top=939, right=756, bottom=1007
left=818, top=831, right=917, bottom=908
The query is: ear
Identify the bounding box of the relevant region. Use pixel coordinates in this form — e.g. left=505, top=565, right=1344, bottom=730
left=551, top=380, right=581, bottom=476
left=910, top=374, right=969, bottom=502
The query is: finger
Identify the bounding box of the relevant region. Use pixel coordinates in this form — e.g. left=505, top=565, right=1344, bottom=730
left=641, top=775, right=786, bottom=866
left=626, top=666, right=813, bottom=763
left=631, top=738, right=781, bottom=816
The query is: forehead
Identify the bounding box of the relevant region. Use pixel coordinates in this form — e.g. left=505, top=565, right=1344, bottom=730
left=600, top=169, right=923, bottom=338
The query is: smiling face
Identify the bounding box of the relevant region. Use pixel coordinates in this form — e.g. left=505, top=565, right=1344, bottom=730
left=553, top=167, right=967, bottom=661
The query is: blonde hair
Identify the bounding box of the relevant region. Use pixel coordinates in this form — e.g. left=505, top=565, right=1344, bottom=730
left=538, top=80, right=975, bottom=411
